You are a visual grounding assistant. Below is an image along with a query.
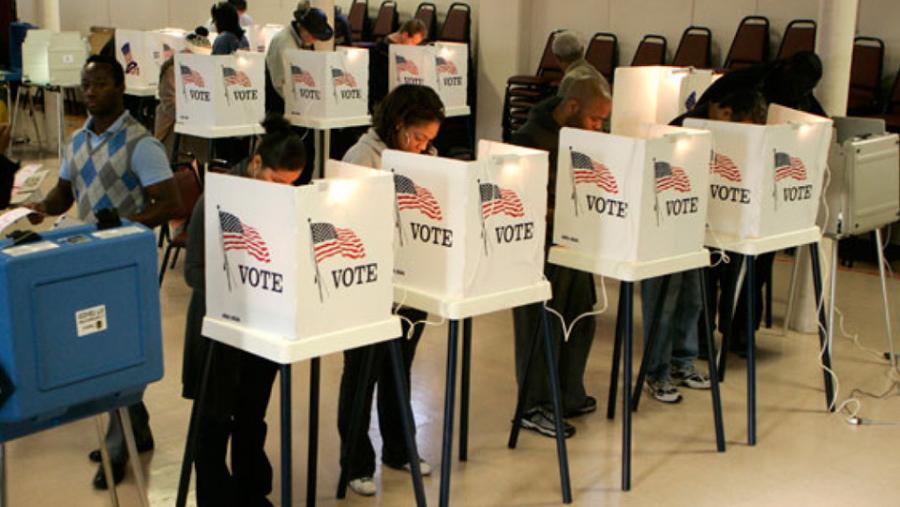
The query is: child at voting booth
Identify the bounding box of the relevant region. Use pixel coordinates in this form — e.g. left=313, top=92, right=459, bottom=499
left=182, top=116, right=305, bottom=506
left=337, top=84, right=444, bottom=497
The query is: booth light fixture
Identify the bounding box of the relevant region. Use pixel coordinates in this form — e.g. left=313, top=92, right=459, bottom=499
left=325, top=179, right=358, bottom=204
left=346, top=48, right=362, bottom=61
left=439, top=47, right=452, bottom=58
left=491, top=154, right=522, bottom=174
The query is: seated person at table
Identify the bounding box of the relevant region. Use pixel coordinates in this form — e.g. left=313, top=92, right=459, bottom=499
left=641, top=87, right=768, bottom=404
left=369, top=19, right=428, bottom=111
left=211, top=1, right=250, bottom=54
left=155, top=27, right=211, bottom=151
left=265, top=3, right=334, bottom=114
left=25, top=55, right=180, bottom=488
left=509, top=72, right=611, bottom=438
left=182, top=115, right=306, bottom=507
left=338, top=84, right=445, bottom=497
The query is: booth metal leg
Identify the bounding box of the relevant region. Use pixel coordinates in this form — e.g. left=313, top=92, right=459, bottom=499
left=539, top=307, right=573, bottom=504
left=336, top=346, right=376, bottom=499
left=459, top=318, right=472, bottom=462
left=718, top=255, right=748, bottom=382
left=94, top=415, right=120, bottom=507
left=631, top=275, right=672, bottom=411
left=176, top=340, right=217, bottom=507
left=808, top=243, right=835, bottom=411
left=387, top=339, right=428, bottom=507
left=170, top=133, right=182, bottom=164
left=508, top=308, right=542, bottom=449
left=314, top=129, right=324, bottom=179
left=307, top=358, right=320, bottom=507
left=607, top=291, right=627, bottom=420
left=783, top=248, right=803, bottom=336
left=27, top=89, right=42, bottom=153
left=439, top=320, right=459, bottom=507
left=620, top=282, right=634, bottom=491
left=875, top=229, right=898, bottom=371
left=745, top=256, right=757, bottom=446
left=10, top=85, right=21, bottom=147
left=699, top=271, right=726, bottom=452
left=55, top=89, right=64, bottom=162
left=764, top=270, right=773, bottom=329
left=118, top=407, right=151, bottom=507
left=280, top=364, right=293, bottom=507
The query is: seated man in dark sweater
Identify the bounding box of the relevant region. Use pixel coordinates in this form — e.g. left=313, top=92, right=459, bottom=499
left=509, top=71, right=611, bottom=438
left=369, top=19, right=428, bottom=112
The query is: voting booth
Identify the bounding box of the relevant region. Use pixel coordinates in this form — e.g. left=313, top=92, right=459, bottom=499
left=383, top=140, right=547, bottom=301
left=201, top=167, right=400, bottom=360
left=0, top=222, right=163, bottom=435
left=389, top=42, right=469, bottom=115
left=821, top=116, right=900, bottom=237
left=552, top=125, right=711, bottom=263
left=175, top=52, right=265, bottom=137
left=611, top=66, right=715, bottom=137
left=21, top=30, right=88, bottom=86
left=283, top=47, right=369, bottom=123
left=685, top=104, right=833, bottom=240
left=116, top=28, right=188, bottom=91
left=247, top=24, right=283, bottom=53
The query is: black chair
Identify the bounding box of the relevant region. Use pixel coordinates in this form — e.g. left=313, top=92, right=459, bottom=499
left=848, top=36, right=885, bottom=116
left=159, top=162, right=203, bottom=285
left=776, top=19, right=817, bottom=60
left=413, top=2, right=438, bottom=42
left=347, top=0, right=369, bottom=43
left=723, top=15, right=769, bottom=71
left=438, top=2, right=471, bottom=43
left=672, top=26, right=712, bottom=68
left=585, top=32, right=618, bottom=83
left=631, top=34, right=667, bottom=66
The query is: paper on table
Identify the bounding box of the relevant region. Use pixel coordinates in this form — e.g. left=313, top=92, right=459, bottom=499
left=12, top=164, right=45, bottom=192
left=0, top=207, right=36, bottom=232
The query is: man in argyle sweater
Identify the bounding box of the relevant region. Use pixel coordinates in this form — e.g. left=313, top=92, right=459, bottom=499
left=27, top=55, right=181, bottom=489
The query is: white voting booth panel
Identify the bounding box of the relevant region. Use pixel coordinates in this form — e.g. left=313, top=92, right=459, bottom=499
left=283, top=47, right=369, bottom=122
left=553, top=126, right=712, bottom=263
left=685, top=104, right=833, bottom=240
left=21, top=30, right=88, bottom=86
left=202, top=167, right=400, bottom=362
left=611, top=66, right=715, bottom=137
left=389, top=42, right=469, bottom=115
left=383, top=141, right=547, bottom=303
left=116, top=29, right=187, bottom=90
left=247, top=24, right=283, bottom=53
left=174, top=52, right=265, bottom=137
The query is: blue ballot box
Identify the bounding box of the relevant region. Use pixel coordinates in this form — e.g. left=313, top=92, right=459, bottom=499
left=0, top=221, right=163, bottom=440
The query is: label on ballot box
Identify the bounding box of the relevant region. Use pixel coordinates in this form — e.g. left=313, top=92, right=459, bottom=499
left=283, top=47, right=369, bottom=121
left=175, top=52, right=265, bottom=135
left=611, top=66, right=715, bottom=137
left=685, top=105, right=832, bottom=239
left=553, top=126, right=711, bottom=262
left=203, top=167, right=396, bottom=343
left=389, top=42, right=468, bottom=112
left=383, top=140, right=547, bottom=300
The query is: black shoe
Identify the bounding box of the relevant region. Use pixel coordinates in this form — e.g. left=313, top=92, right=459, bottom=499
left=92, top=461, right=126, bottom=490
left=89, top=435, right=154, bottom=463
left=564, top=396, right=597, bottom=418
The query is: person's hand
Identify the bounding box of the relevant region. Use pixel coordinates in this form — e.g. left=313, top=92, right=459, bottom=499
left=22, top=201, right=46, bottom=224
left=0, top=124, right=11, bottom=154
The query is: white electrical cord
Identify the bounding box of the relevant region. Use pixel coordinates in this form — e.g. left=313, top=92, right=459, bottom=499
left=392, top=287, right=446, bottom=339
left=542, top=274, right=610, bottom=343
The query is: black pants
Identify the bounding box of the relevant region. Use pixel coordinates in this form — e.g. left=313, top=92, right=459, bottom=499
left=195, top=349, right=279, bottom=507
left=103, top=402, right=152, bottom=463
left=337, top=307, right=426, bottom=480
left=706, top=252, right=775, bottom=349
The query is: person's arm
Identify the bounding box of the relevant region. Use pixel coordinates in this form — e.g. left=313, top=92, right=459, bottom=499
left=184, top=197, right=205, bottom=291
left=129, top=178, right=180, bottom=228
left=25, top=152, right=74, bottom=222
left=128, top=137, right=182, bottom=228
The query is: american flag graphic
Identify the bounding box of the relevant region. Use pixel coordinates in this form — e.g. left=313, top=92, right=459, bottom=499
left=654, top=161, right=692, bottom=192
left=711, top=152, right=742, bottom=182
left=121, top=43, right=140, bottom=76
left=290, top=65, right=316, bottom=87
left=222, top=66, right=252, bottom=88
left=394, top=174, right=443, bottom=221
left=310, top=222, right=366, bottom=263
left=331, top=68, right=357, bottom=88
left=435, top=56, right=458, bottom=75
left=162, top=43, right=174, bottom=61
left=774, top=151, right=807, bottom=181
left=570, top=150, right=619, bottom=194
left=180, top=65, right=205, bottom=88
left=395, top=55, right=419, bottom=75
left=219, top=211, right=271, bottom=263
left=480, top=183, right=524, bottom=219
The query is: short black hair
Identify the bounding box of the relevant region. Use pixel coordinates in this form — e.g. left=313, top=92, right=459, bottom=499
left=257, top=114, right=307, bottom=170
left=85, top=54, right=125, bottom=86
left=714, top=89, right=767, bottom=124
left=212, top=1, right=245, bottom=39
left=374, top=85, right=445, bottom=150
left=229, top=0, right=247, bottom=10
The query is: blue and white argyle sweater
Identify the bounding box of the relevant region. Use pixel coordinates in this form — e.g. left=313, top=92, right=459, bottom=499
left=66, top=113, right=151, bottom=223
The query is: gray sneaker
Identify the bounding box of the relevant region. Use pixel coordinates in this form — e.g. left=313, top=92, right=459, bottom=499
left=672, top=366, right=711, bottom=389
left=645, top=379, right=683, bottom=403
left=519, top=407, right=576, bottom=438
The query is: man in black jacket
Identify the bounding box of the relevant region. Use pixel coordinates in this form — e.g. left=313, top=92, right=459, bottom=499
left=0, top=125, right=19, bottom=209
left=510, top=71, right=611, bottom=438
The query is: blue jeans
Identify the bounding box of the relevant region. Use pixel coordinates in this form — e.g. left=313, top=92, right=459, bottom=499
left=640, top=270, right=702, bottom=382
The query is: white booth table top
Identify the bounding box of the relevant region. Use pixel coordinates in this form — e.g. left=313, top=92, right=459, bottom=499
left=289, top=115, right=372, bottom=130
left=202, top=316, right=401, bottom=364
left=125, top=85, right=158, bottom=98
left=393, top=281, right=551, bottom=320
left=445, top=105, right=470, bottom=118
left=704, top=226, right=821, bottom=256
left=174, top=123, right=266, bottom=139
left=548, top=246, right=711, bottom=282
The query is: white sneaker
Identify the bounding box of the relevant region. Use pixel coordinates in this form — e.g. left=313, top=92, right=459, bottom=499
left=349, top=477, right=377, bottom=496
left=403, top=459, right=433, bottom=476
